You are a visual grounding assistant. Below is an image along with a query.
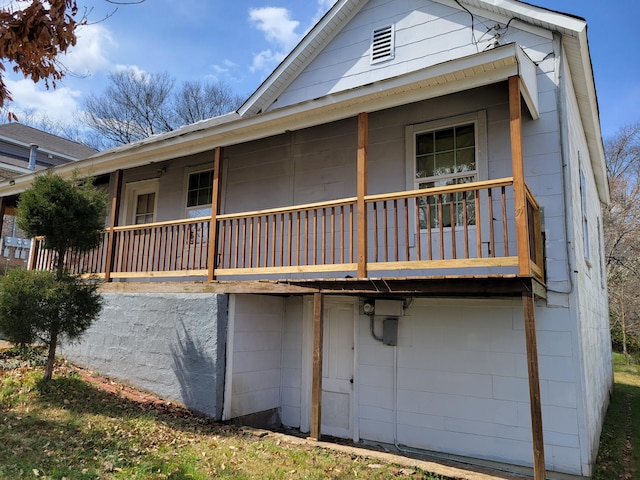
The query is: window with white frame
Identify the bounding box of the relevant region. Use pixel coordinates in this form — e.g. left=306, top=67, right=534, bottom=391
left=406, top=112, right=487, bottom=229
left=186, top=169, right=213, bottom=218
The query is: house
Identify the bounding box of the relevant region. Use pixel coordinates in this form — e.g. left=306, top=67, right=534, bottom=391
left=0, top=123, right=95, bottom=268
left=0, top=1, right=612, bottom=478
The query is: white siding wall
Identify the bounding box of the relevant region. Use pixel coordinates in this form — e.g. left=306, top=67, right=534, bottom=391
left=270, top=0, right=552, bottom=112
left=357, top=298, right=584, bottom=475
left=560, top=52, right=612, bottom=475
left=228, top=295, right=284, bottom=418
left=280, top=296, right=305, bottom=428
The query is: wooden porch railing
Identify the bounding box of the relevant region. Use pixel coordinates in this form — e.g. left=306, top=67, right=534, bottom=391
left=29, top=178, right=544, bottom=282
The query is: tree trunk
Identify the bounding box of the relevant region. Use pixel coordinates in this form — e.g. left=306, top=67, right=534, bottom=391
left=43, top=329, right=58, bottom=382
left=55, top=249, right=65, bottom=281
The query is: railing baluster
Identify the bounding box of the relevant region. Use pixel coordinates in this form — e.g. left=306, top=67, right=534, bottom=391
left=383, top=200, right=388, bottom=262
left=462, top=193, right=469, bottom=258
left=340, top=206, right=345, bottom=264
left=404, top=198, right=410, bottom=261
left=450, top=197, right=456, bottom=259
left=475, top=190, right=482, bottom=259
left=488, top=187, right=495, bottom=257
left=502, top=186, right=509, bottom=257
left=414, top=198, right=422, bottom=261
left=438, top=196, right=444, bottom=260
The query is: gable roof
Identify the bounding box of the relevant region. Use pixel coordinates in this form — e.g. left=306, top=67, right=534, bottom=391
left=0, top=0, right=607, bottom=203
left=0, top=123, right=96, bottom=161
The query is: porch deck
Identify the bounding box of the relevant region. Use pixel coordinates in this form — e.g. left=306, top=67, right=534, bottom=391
left=30, top=177, right=545, bottom=290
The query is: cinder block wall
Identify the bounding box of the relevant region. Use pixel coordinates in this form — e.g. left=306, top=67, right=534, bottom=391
left=61, top=292, right=228, bottom=419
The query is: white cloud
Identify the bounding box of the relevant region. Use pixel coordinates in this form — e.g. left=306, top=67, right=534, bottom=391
left=249, top=7, right=301, bottom=51
left=62, top=23, right=115, bottom=76
left=250, top=49, right=286, bottom=73
left=248, top=7, right=302, bottom=72
left=6, top=79, right=81, bottom=123
left=113, top=64, right=149, bottom=81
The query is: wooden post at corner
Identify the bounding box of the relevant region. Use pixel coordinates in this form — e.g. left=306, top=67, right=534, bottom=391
left=357, top=112, right=368, bottom=278
left=523, top=288, right=546, bottom=480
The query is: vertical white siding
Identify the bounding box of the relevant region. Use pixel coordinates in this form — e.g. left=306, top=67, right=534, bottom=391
left=280, top=296, right=304, bottom=428
left=228, top=295, right=284, bottom=418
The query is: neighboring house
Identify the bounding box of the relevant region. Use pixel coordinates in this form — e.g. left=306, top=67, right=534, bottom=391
left=0, top=123, right=96, bottom=269
left=0, top=1, right=611, bottom=479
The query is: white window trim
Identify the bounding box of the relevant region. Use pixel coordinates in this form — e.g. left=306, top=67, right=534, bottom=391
left=405, top=110, right=488, bottom=192
left=184, top=165, right=214, bottom=218
left=122, top=178, right=159, bottom=225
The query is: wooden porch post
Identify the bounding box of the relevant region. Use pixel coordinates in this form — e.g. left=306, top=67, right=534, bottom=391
left=509, top=76, right=531, bottom=277
left=357, top=112, right=368, bottom=278
left=208, top=146, right=223, bottom=282
left=104, top=169, right=123, bottom=282
left=310, top=292, right=324, bottom=440
left=523, top=288, right=546, bottom=480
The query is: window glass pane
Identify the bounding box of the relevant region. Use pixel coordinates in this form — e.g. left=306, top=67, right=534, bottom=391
left=188, top=174, right=199, bottom=190
left=416, top=133, right=433, bottom=155
left=434, top=151, right=455, bottom=177
left=456, top=148, right=475, bottom=173
left=434, top=128, right=454, bottom=152
left=416, top=154, right=433, bottom=178
left=455, top=124, right=474, bottom=148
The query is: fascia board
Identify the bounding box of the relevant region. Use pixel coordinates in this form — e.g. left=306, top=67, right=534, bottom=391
left=464, top=0, right=586, bottom=36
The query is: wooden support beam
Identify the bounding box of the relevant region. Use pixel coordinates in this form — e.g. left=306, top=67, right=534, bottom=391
left=310, top=292, right=324, bottom=440
left=104, top=169, right=123, bottom=282
left=509, top=76, right=531, bottom=276
left=357, top=112, right=368, bottom=278
left=208, top=146, right=224, bottom=282
left=523, top=289, right=546, bottom=480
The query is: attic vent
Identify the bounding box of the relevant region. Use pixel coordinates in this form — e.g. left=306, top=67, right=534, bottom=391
left=370, top=25, right=395, bottom=64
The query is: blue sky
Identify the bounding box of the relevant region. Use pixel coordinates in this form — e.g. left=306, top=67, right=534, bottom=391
left=2, top=0, right=638, bottom=139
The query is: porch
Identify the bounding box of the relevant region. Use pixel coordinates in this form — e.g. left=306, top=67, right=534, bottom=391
left=30, top=175, right=544, bottom=287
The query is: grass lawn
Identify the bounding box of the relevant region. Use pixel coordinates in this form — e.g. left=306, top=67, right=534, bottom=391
left=592, top=352, right=640, bottom=480
left=0, top=347, right=451, bottom=480
left=3, top=347, right=639, bottom=480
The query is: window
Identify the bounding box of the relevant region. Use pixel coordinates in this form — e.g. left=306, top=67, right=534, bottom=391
left=186, top=169, right=213, bottom=218
left=135, top=192, right=156, bottom=225
left=406, top=112, right=487, bottom=230
left=123, top=179, right=159, bottom=226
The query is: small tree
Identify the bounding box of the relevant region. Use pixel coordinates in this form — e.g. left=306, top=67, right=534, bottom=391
left=0, top=172, right=106, bottom=381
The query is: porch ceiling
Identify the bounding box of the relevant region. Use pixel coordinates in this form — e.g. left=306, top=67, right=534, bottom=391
left=0, top=43, right=537, bottom=197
